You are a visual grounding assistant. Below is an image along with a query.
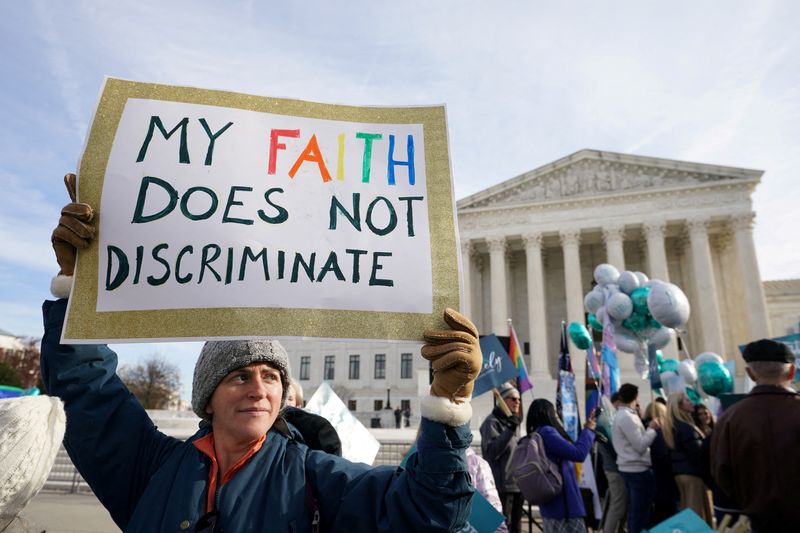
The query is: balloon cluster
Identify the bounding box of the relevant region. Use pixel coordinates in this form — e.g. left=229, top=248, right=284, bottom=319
left=656, top=351, right=733, bottom=399
left=583, top=264, right=691, bottom=355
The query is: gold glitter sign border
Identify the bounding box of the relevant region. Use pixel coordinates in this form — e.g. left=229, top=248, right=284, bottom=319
left=63, top=77, right=460, bottom=343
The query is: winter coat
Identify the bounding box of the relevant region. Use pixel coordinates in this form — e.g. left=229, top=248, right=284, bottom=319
left=537, top=426, right=595, bottom=520
left=465, top=447, right=508, bottom=533
left=41, top=298, right=473, bottom=532
left=611, top=406, right=656, bottom=473
left=668, top=419, right=704, bottom=477
left=711, top=384, right=800, bottom=529
left=479, top=407, right=520, bottom=493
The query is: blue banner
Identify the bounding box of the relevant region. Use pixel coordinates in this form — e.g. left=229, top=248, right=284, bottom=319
left=472, top=335, right=519, bottom=398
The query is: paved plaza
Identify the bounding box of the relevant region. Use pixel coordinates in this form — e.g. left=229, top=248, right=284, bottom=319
left=20, top=491, right=118, bottom=533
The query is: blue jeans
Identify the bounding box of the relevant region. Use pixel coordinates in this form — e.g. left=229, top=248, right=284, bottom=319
left=620, top=470, right=655, bottom=533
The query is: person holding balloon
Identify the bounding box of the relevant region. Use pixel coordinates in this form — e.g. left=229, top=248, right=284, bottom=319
left=661, top=392, right=713, bottom=526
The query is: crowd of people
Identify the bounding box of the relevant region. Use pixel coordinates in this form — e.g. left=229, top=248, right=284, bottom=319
left=478, top=338, right=799, bottom=533
left=0, top=175, right=797, bottom=533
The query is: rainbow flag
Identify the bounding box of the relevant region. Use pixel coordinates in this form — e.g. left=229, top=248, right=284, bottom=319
left=508, top=320, right=533, bottom=393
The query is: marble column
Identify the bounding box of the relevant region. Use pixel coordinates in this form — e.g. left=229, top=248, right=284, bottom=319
left=460, top=240, right=473, bottom=319
left=487, top=236, right=509, bottom=335
left=643, top=221, right=670, bottom=282
left=602, top=224, right=626, bottom=272
left=731, top=213, right=771, bottom=340
left=560, top=229, right=585, bottom=351
left=523, top=233, right=549, bottom=375
left=687, top=218, right=725, bottom=355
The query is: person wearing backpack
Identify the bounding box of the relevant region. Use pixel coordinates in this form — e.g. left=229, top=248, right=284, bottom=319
left=525, top=398, right=596, bottom=533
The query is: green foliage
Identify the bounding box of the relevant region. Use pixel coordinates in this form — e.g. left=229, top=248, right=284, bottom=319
left=0, top=360, right=23, bottom=388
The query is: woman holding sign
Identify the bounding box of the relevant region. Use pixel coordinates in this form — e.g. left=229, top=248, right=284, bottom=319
left=42, top=174, right=483, bottom=532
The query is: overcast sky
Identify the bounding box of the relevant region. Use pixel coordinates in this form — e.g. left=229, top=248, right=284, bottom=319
left=2, top=1, right=798, bottom=401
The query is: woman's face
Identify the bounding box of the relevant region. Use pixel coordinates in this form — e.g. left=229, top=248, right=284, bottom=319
left=697, top=407, right=711, bottom=424
left=680, top=395, right=694, bottom=413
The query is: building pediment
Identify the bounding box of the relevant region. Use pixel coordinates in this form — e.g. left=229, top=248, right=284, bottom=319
left=458, top=149, right=762, bottom=210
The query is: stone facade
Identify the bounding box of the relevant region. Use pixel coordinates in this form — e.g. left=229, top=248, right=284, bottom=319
left=764, top=280, right=800, bottom=337
left=280, top=149, right=798, bottom=429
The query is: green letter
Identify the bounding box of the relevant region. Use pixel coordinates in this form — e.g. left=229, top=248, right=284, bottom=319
left=132, top=176, right=179, bottom=224
left=199, top=118, right=233, bottom=166
left=329, top=193, right=361, bottom=231
left=222, top=186, right=254, bottom=225
left=257, top=188, right=289, bottom=224
left=105, top=245, right=129, bottom=291
left=365, top=196, right=397, bottom=236
left=316, top=252, right=345, bottom=282
left=136, top=116, right=190, bottom=164
left=147, top=244, right=171, bottom=286
left=369, top=251, right=394, bottom=287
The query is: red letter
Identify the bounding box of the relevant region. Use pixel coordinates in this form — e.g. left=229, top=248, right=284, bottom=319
left=288, top=134, right=332, bottom=182
left=268, top=129, right=300, bottom=174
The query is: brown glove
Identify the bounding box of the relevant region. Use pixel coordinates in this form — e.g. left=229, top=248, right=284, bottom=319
left=421, top=308, right=482, bottom=402
left=51, top=173, right=95, bottom=276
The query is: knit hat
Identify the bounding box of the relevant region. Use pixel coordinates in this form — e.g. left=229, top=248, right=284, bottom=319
left=498, top=382, right=519, bottom=399
left=191, top=340, right=292, bottom=420
left=0, top=396, right=66, bottom=531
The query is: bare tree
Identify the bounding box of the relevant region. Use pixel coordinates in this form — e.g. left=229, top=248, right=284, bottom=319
left=119, top=355, right=181, bottom=410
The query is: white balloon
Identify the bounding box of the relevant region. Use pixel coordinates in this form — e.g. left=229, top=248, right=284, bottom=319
left=594, top=263, right=620, bottom=286
left=584, top=289, right=605, bottom=314
left=660, top=371, right=686, bottom=395
left=596, top=307, right=607, bottom=326
left=618, top=271, right=640, bottom=294
left=606, top=292, right=634, bottom=320
left=695, top=352, right=724, bottom=366
left=647, top=282, right=691, bottom=328
left=634, top=271, right=649, bottom=285
left=649, top=327, right=673, bottom=349
left=614, top=327, right=642, bottom=353
left=644, top=279, right=664, bottom=289
left=678, top=360, right=698, bottom=385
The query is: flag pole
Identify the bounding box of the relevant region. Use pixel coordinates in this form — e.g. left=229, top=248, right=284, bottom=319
left=508, top=318, right=535, bottom=402
left=492, top=388, right=513, bottom=417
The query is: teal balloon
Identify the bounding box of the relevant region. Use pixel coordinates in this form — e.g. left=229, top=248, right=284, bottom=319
left=660, top=358, right=679, bottom=374
left=686, top=387, right=702, bottom=404
left=622, top=311, right=649, bottom=331
left=698, top=361, right=733, bottom=397
left=655, top=350, right=664, bottom=363
left=588, top=313, right=603, bottom=332
left=568, top=321, right=593, bottom=350
left=630, top=286, right=650, bottom=313
left=648, top=316, right=662, bottom=329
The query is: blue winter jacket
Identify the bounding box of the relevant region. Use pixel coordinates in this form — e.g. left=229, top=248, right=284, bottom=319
left=41, top=298, right=473, bottom=532
left=537, top=426, right=595, bottom=520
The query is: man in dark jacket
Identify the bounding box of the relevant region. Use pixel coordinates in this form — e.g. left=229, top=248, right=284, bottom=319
left=480, top=383, right=522, bottom=533
left=45, top=174, right=483, bottom=532
left=711, top=339, right=800, bottom=532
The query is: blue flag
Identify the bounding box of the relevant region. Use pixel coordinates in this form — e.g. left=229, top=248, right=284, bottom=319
left=472, top=335, right=519, bottom=398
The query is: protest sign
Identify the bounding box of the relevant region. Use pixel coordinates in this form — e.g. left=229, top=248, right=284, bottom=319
left=64, top=78, right=460, bottom=343
left=304, top=382, right=380, bottom=465
left=647, top=509, right=714, bottom=533
left=472, top=335, right=519, bottom=398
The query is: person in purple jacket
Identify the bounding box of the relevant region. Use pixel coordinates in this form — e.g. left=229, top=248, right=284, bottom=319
left=525, top=399, right=596, bottom=533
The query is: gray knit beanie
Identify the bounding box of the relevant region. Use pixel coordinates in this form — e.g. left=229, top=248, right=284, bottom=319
left=191, top=340, right=292, bottom=420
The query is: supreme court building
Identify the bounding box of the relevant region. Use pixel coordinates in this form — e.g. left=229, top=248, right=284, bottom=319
left=285, top=149, right=798, bottom=427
